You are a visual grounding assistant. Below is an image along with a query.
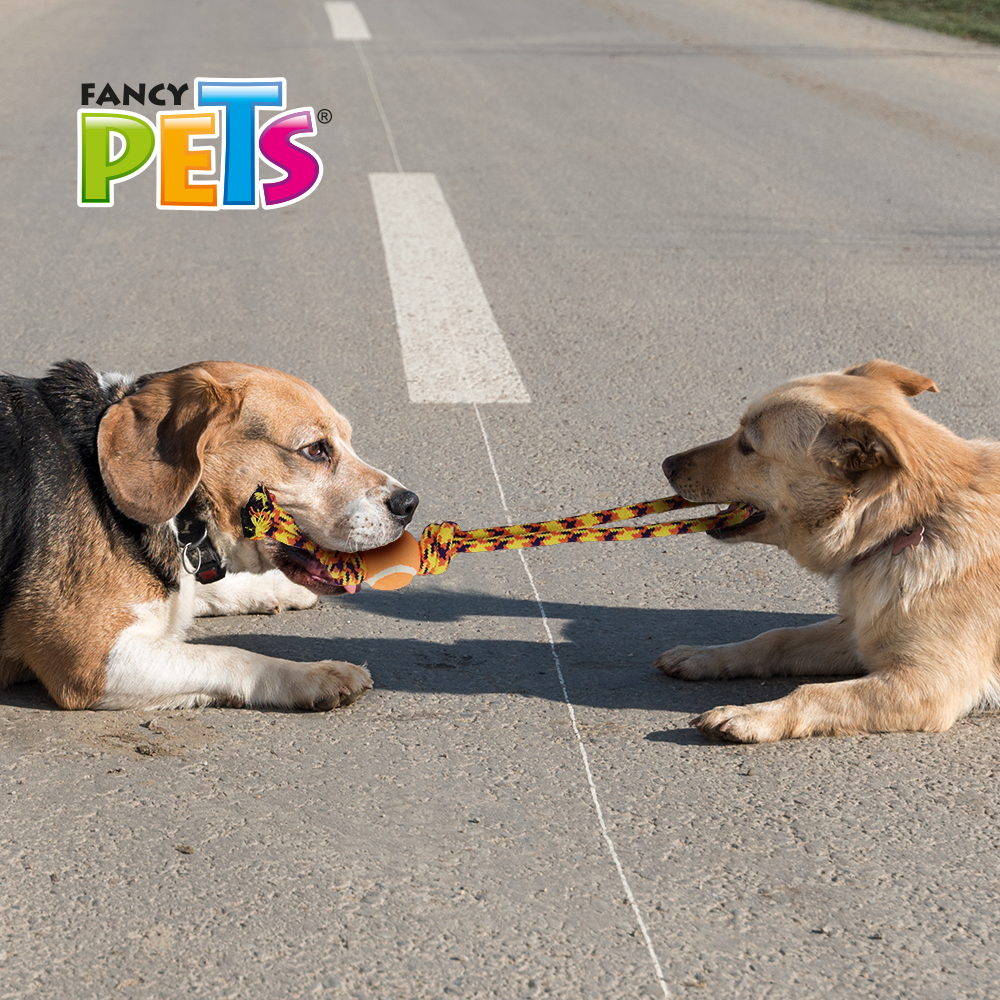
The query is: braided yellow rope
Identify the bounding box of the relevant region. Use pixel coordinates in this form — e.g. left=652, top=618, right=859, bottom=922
left=241, top=485, right=757, bottom=590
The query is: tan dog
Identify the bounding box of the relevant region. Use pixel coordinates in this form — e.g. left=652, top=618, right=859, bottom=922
left=0, top=360, right=417, bottom=711
left=656, top=359, right=1000, bottom=742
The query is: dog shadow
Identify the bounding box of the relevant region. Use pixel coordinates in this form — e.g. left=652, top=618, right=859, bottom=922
left=210, top=589, right=828, bottom=714
left=0, top=589, right=832, bottom=717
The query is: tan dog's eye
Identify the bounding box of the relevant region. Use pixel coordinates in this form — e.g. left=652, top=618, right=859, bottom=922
left=299, top=442, right=328, bottom=462
left=738, top=436, right=755, bottom=456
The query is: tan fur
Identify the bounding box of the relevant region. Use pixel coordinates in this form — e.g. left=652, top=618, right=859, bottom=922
left=656, top=359, right=1000, bottom=742
left=98, top=363, right=395, bottom=548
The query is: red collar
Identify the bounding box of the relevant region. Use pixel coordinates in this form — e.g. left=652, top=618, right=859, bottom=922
left=851, top=525, right=924, bottom=567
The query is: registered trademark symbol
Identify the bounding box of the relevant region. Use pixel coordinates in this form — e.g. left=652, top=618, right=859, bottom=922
left=317, top=108, right=332, bottom=125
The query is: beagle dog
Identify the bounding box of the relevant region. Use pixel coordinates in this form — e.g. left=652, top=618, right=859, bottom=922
left=0, top=360, right=418, bottom=711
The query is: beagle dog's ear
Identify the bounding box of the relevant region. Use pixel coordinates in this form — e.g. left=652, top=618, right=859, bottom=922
left=98, top=367, right=243, bottom=525
left=810, top=413, right=904, bottom=479
left=843, top=359, right=938, bottom=397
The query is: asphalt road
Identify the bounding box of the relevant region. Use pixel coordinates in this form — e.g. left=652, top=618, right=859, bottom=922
left=3, top=0, right=1000, bottom=997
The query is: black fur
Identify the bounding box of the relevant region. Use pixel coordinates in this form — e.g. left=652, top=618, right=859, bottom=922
left=0, top=360, right=181, bottom=610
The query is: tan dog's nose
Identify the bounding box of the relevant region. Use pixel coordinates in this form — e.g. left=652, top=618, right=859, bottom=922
left=662, top=455, right=680, bottom=480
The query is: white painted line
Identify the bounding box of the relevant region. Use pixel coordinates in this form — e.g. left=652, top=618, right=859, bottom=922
left=370, top=173, right=530, bottom=404
left=473, top=404, right=671, bottom=999
left=355, top=43, right=402, bottom=173
left=324, top=1, right=371, bottom=41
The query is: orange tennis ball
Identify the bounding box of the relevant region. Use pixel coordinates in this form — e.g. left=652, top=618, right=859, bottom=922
left=360, top=531, right=421, bottom=590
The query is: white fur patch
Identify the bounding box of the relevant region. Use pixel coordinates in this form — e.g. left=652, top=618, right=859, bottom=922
left=97, top=369, right=134, bottom=394
left=96, top=576, right=366, bottom=711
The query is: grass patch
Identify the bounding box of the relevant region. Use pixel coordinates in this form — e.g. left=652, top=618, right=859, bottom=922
left=815, top=0, right=1000, bottom=45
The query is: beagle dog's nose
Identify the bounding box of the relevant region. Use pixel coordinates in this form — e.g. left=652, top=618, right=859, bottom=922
left=386, top=489, right=419, bottom=524
left=662, top=455, right=679, bottom=480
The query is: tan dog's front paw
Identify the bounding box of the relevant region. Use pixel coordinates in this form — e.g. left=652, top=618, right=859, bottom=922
left=656, top=645, right=733, bottom=680
left=299, top=661, right=372, bottom=711
left=691, top=704, right=784, bottom=743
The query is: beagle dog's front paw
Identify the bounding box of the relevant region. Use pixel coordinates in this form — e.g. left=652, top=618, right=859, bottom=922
left=261, top=574, right=321, bottom=614
left=194, top=569, right=320, bottom=617
left=297, top=660, right=373, bottom=711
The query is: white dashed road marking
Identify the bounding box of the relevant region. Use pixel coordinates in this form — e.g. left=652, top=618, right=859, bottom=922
left=369, top=172, right=530, bottom=405
left=324, top=1, right=371, bottom=41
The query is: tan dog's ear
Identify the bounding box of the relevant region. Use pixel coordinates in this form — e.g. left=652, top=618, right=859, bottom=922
left=97, top=368, right=243, bottom=524
left=844, top=359, right=938, bottom=396
left=811, top=414, right=903, bottom=477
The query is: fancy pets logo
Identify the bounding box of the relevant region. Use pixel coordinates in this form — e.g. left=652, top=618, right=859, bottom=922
left=77, top=78, right=323, bottom=210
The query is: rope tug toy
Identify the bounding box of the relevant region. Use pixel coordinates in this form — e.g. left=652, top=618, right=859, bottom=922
left=241, top=485, right=758, bottom=592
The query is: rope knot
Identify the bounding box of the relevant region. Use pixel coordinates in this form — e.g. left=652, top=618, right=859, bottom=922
left=419, top=521, right=464, bottom=576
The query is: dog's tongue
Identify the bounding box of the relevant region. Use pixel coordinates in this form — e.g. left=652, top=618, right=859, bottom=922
left=343, top=583, right=361, bottom=594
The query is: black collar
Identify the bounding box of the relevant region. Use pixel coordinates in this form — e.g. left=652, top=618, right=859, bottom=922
left=175, top=504, right=227, bottom=584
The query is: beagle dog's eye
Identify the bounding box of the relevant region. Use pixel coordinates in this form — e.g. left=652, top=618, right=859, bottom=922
left=299, top=441, right=328, bottom=462
left=738, top=435, right=755, bottom=456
